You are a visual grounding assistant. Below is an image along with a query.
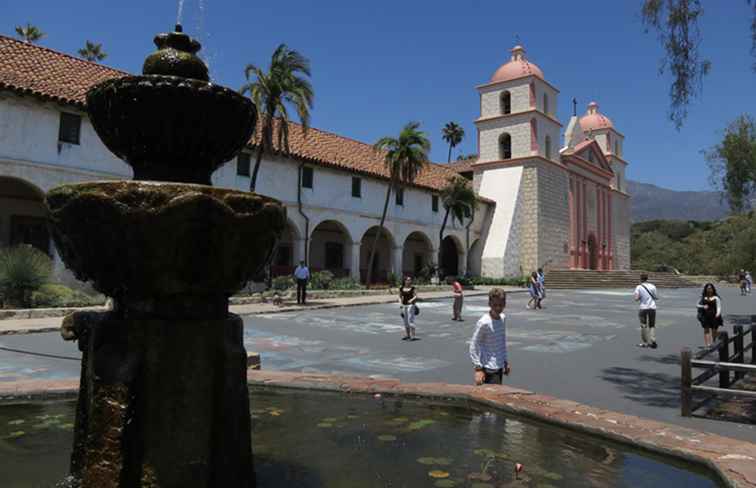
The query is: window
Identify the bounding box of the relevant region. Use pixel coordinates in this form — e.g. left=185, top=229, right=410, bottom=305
left=500, top=91, right=511, bottom=115
left=615, top=141, right=621, bottom=157
left=236, top=153, right=251, bottom=176
left=352, top=177, right=362, bottom=198
left=58, top=112, right=81, bottom=144
left=544, top=135, right=552, bottom=160
left=432, top=195, right=439, bottom=212
left=499, top=133, right=512, bottom=160
left=543, top=93, right=549, bottom=115
left=395, top=187, right=404, bottom=206
left=464, top=206, right=471, bottom=218
left=302, top=166, right=314, bottom=189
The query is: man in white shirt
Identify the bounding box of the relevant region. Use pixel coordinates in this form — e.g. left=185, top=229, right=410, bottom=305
left=469, top=288, right=511, bottom=385
left=633, top=273, right=658, bottom=349
left=293, top=261, right=310, bottom=305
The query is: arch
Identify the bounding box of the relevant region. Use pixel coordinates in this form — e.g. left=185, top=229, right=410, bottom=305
left=0, top=176, right=49, bottom=254
left=587, top=233, right=598, bottom=270
left=543, top=92, right=549, bottom=116
left=271, top=218, right=302, bottom=277
left=360, top=226, right=396, bottom=284
left=544, top=135, right=552, bottom=160
left=440, top=235, right=462, bottom=278
left=402, top=231, right=434, bottom=278
left=499, top=133, right=512, bottom=160
left=500, top=91, right=511, bottom=115
left=309, top=220, right=353, bottom=277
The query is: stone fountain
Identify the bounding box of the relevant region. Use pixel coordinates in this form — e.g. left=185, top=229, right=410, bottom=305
left=46, top=25, right=285, bottom=487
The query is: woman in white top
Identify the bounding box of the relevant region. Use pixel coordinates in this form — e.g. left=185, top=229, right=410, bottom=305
left=697, top=283, right=723, bottom=348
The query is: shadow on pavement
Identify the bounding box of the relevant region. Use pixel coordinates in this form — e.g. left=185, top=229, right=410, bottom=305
left=637, top=354, right=680, bottom=365
left=599, top=366, right=680, bottom=409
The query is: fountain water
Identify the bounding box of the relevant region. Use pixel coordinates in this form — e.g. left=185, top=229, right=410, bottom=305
left=47, top=25, right=284, bottom=488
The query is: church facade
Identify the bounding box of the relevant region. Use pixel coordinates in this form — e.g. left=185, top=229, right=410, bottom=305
left=0, top=36, right=630, bottom=285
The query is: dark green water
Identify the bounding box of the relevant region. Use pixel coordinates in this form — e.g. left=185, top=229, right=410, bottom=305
left=0, top=387, right=722, bottom=487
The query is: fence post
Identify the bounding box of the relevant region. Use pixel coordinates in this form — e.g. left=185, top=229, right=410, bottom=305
left=718, top=330, right=730, bottom=388
left=681, top=348, right=692, bottom=417
left=734, top=325, right=745, bottom=381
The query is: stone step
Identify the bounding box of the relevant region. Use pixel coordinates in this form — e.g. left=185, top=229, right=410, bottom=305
left=544, top=270, right=697, bottom=289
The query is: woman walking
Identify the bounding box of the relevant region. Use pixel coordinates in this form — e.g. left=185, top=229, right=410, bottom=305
left=527, top=272, right=541, bottom=310
left=399, top=276, right=419, bottom=341
left=697, top=283, right=723, bottom=348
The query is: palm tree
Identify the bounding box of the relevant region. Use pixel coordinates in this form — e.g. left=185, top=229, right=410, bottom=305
left=78, top=41, right=107, bottom=62
left=14, top=23, right=44, bottom=43
left=438, top=176, right=478, bottom=276
left=240, top=44, right=314, bottom=192
left=367, top=122, right=430, bottom=285
left=441, top=122, right=465, bottom=163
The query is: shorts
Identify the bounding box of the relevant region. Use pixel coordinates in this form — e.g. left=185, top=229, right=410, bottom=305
left=638, top=309, right=656, bottom=327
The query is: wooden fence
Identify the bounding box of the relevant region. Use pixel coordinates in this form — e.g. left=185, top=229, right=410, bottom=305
left=680, top=315, right=756, bottom=417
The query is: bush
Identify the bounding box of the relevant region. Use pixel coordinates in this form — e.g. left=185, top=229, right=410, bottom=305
left=386, top=272, right=400, bottom=287
left=271, top=275, right=294, bottom=291
left=0, top=245, right=53, bottom=308
left=329, top=277, right=364, bottom=290
left=31, top=283, right=105, bottom=308
left=467, top=275, right=528, bottom=287
left=310, top=270, right=335, bottom=290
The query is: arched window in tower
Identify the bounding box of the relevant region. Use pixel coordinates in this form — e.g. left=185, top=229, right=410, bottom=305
left=543, top=93, right=549, bottom=116
left=499, top=133, right=512, bottom=160
left=501, top=91, right=511, bottom=115
left=544, top=135, right=552, bottom=160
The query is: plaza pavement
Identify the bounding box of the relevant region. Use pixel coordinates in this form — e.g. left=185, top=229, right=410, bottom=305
left=1, top=285, right=754, bottom=443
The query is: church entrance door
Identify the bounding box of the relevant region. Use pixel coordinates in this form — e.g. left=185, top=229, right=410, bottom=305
left=587, top=234, right=598, bottom=270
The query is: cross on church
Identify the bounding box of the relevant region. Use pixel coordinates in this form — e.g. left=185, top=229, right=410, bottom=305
left=572, top=97, right=577, bottom=116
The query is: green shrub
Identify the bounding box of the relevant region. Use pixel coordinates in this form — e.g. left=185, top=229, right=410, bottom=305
left=310, top=270, right=335, bottom=290
left=0, top=245, right=53, bottom=308
left=31, top=283, right=105, bottom=308
left=386, top=272, right=400, bottom=287
left=272, top=275, right=294, bottom=291
left=330, top=277, right=364, bottom=290
left=467, top=275, right=527, bottom=287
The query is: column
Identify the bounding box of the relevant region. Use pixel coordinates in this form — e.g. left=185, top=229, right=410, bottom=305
left=392, top=245, right=403, bottom=279
left=350, top=242, right=361, bottom=282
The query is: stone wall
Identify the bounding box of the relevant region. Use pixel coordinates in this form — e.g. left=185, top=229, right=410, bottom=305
left=612, top=192, right=631, bottom=269
left=517, top=164, right=539, bottom=274
left=536, top=162, right=570, bottom=270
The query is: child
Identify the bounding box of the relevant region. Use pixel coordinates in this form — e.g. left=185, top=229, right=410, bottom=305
left=469, top=288, right=511, bottom=385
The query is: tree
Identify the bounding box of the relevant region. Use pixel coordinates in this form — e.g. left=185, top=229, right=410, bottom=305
left=367, top=122, right=430, bottom=285
left=456, top=153, right=478, bottom=162
left=705, top=114, right=756, bottom=213
left=240, top=44, right=314, bottom=192
left=641, top=0, right=756, bottom=129
left=0, top=245, right=52, bottom=308
left=442, top=122, right=465, bottom=163
left=78, top=41, right=107, bottom=62
left=438, top=176, right=478, bottom=276
left=14, top=23, right=44, bottom=43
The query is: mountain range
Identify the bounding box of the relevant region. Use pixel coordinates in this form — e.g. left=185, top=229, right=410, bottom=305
left=626, top=179, right=731, bottom=222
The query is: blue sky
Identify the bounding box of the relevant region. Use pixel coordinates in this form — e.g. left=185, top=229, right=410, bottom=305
left=5, top=1, right=754, bottom=190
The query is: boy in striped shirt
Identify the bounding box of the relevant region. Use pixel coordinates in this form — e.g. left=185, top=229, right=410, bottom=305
left=470, top=288, right=511, bottom=385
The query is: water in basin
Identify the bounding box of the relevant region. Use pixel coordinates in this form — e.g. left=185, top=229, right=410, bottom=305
left=0, top=387, right=722, bottom=487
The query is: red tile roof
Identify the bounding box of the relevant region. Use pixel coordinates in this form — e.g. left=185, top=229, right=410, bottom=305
left=446, top=157, right=478, bottom=174
left=0, top=35, right=485, bottom=195
left=0, top=35, right=127, bottom=108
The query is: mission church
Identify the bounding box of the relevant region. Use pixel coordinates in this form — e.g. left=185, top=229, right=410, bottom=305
left=0, top=36, right=630, bottom=284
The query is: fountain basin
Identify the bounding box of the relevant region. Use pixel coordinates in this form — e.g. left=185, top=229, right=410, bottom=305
left=86, top=76, right=256, bottom=184
left=46, top=181, right=285, bottom=306
left=0, top=386, right=724, bottom=488
left=1, top=372, right=752, bottom=487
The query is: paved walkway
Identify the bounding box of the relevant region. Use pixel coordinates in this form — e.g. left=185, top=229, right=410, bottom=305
left=0, top=287, right=507, bottom=335
left=1, top=286, right=753, bottom=443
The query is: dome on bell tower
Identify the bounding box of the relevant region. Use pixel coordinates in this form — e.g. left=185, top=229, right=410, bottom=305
left=579, top=101, right=614, bottom=131
left=490, top=45, right=544, bottom=84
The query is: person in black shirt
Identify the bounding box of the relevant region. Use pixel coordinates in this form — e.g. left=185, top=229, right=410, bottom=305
left=398, top=276, right=418, bottom=341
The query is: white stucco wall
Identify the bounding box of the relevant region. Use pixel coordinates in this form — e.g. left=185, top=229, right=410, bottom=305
left=478, top=165, right=524, bottom=277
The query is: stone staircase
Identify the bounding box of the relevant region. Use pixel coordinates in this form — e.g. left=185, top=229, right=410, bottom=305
left=544, top=269, right=698, bottom=289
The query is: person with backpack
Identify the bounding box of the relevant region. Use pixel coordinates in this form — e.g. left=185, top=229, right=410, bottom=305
left=633, top=273, right=658, bottom=349
left=697, top=283, right=723, bottom=348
